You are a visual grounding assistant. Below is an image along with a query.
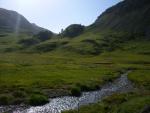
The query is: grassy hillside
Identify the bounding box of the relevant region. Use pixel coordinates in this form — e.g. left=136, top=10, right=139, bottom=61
left=90, top=0, right=150, bottom=37
left=0, top=0, right=149, bottom=111
left=0, top=32, right=150, bottom=106
left=0, top=17, right=149, bottom=112
left=61, top=36, right=150, bottom=113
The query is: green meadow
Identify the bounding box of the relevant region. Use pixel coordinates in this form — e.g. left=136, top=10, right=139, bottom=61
left=0, top=0, right=150, bottom=112
left=0, top=31, right=150, bottom=108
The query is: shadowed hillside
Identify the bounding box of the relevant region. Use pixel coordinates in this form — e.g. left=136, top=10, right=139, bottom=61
left=0, top=8, right=45, bottom=34
left=90, top=0, right=150, bottom=37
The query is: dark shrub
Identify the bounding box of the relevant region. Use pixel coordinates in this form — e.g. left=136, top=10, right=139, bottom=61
left=76, top=82, right=100, bottom=92
left=4, top=47, right=15, bottom=52
left=76, top=83, right=91, bottom=91
left=0, top=95, right=13, bottom=105
left=19, top=38, right=39, bottom=46
left=62, top=24, right=85, bottom=38
left=70, top=86, right=81, bottom=97
left=103, top=94, right=127, bottom=104
left=12, top=98, right=24, bottom=105
left=35, top=42, right=57, bottom=52
left=28, top=94, right=49, bottom=106
left=0, top=34, right=7, bottom=37
left=35, top=30, right=53, bottom=41
left=18, top=31, right=53, bottom=47
left=13, top=91, right=26, bottom=98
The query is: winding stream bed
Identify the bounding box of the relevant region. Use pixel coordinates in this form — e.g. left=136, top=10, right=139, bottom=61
left=0, top=72, right=134, bottom=113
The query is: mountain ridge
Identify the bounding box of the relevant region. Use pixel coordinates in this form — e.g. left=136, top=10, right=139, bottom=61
left=0, top=8, right=46, bottom=34
left=90, top=0, right=150, bottom=37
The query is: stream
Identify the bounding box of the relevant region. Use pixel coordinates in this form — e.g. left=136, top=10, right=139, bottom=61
left=0, top=72, right=133, bottom=113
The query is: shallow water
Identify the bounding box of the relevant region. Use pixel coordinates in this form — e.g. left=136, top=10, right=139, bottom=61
left=0, top=72, right=133, bottom=113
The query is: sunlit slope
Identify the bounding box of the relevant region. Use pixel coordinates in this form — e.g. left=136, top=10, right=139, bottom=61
left=0, top=0, right=150, bottom=54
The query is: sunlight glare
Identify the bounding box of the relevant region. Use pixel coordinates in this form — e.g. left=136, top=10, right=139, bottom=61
left=15, top=0, right=41, bottom=6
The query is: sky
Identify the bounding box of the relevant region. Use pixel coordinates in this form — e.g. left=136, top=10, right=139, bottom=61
left=0, top=0, right=122, bottom=33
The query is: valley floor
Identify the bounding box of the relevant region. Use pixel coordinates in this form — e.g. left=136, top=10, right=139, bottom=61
left=0, top=40, right=150, bottom=113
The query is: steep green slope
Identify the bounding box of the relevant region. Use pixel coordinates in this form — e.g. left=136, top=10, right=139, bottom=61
left=90, top=0, right=150, bottom=37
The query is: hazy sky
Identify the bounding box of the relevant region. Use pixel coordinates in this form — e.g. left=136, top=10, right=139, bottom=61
left=0, top=0, right=122, bottom=33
